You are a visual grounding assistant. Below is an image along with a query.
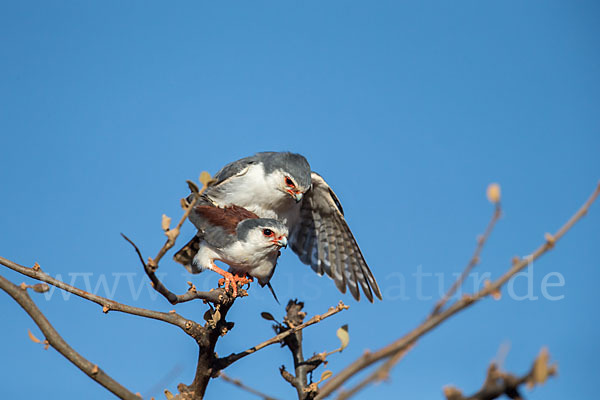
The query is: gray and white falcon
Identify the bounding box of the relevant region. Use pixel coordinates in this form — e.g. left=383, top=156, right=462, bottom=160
left=175, top=152, right=382, bottom=302
left=188, top=204, right=288, bottom=298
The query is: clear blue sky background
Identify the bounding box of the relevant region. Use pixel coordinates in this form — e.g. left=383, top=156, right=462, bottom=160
left=1, top=1, right=598, bottom=399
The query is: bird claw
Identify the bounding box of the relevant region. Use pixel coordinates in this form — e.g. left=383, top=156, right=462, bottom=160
left=217, top=273, right=253, bottom=297
left=217, top=272, right=237, bottom=297
left=235, top=274, right=253, bottom=287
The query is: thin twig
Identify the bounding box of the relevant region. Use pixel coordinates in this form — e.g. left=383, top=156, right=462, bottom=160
left=121, top=233, right=231, bottom=305
left=0, top=256, right=203, bottom=337
left=281, top=300, right=312, bottom=399
left=149, top=180, right=206, bottom=268
left=336, top=341, right=416, bottom=400
left=216, top=301, right=349, bottom=369
left=346, top=199, right=501, bottom=399
left=432, top=203, right=502, bottom=316
left=316, top=182, right=600, bottom=399
left=0, top=274, right=139, bottom=400
left=219, top=372, right=281, bottom=400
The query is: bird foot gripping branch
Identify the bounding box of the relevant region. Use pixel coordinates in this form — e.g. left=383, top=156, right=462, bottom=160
left=214, top=267, right=253, bottom=298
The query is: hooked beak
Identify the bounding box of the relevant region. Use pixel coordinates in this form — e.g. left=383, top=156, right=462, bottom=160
left=293, top=192, right=303, bottom=203
left=286, top=189, right=303, bottom=203
left=276, top=236, right=288, bottom=248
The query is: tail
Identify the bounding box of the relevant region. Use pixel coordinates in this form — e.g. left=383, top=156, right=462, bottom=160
left=266, top=282, right=280, bottom=304
left=173, top=236, right=201, bottom=272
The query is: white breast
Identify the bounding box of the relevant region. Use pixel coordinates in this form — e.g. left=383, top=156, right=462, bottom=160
left=209, top=163, right=301, bottom=225
left=216, top=240, right=279, bottom=285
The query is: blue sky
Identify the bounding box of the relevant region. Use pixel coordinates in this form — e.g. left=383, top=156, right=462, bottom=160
left=1, top=1, right=599, bottom=399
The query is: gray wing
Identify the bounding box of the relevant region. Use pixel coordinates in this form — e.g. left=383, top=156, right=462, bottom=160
left=173, top=226, right=234, bottom=270
left=185, top=154, right=261, bottom=223
left=203, top=225, right=236, bottom=249
left=289, top=172, right=382, bottom=302
left=211, top=154, right=261, bottom=186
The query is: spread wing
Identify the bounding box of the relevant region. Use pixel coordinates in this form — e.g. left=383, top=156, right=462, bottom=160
left=289, top=172, right=382, bottom=302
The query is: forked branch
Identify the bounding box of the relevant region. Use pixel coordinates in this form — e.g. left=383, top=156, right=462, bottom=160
left=0, top=275, right=139, bottom=400
left=318, top=182, right=600, bottom=399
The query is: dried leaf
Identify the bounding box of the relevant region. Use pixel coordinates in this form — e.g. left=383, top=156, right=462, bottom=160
left=187, top=180, right=200, bottom=194
left=199, top=171, right=212, bottom=187
left=336, top=324, right=349, bottom=351
left=165, top=228, right=179, bottom=241
left=532, top=347, right=550, bottom=385
left=164, top=389, right=174, bottom=400
left=486, top=183, right=501, bottom=203
left=261, top=312, right=276, bottom=321
left=33, top=262, right=41, bottom=271
left=161, top=214, right=171, bottom=231
left=27, top=329, right=42, bottom=344
left=102, top=305, right=110, bottom=313
left=320, top=370, right=333, bottom=382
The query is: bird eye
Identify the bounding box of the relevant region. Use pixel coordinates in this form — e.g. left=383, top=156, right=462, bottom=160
left=263, top=229, right=273, bottom=236
left=285, top=177, right=294, bottom=187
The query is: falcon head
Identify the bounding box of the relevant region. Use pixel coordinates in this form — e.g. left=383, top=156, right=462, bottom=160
left=258, top=152, right=312, bottom=203
left=237, top=218, right=289, bottom=250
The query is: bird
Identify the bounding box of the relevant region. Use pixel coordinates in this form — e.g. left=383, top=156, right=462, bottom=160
left=174, top=151, right=382, bottom=302
left=186, top=203, right=289, bottom=298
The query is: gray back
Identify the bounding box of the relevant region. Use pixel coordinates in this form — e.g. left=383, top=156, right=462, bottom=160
left=203, top=225, right=236, bottom=249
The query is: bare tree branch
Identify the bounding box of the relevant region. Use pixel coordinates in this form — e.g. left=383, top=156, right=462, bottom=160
left=343, top=199, right=502, bottom=398
left=272, top=301, right=331, bottom=400
left=4, top=174, right=593, bottom=400
left=174, top=299, right=236, bottom=399
left=281, top=300, right=314, bottom=399
left=335, top=341, right=416, bottom=400
left=0, top=256, right=205, bottom=338
left=216, top=301, right=348, bottom=370
left=317, top=182, right=600, bottom=399
left=432, top=202, right=502, bottom=316
left=148, top=179, right=207, bottom=269
left=0, top=274, right=140, bottom=400
left=121, top=233, right=231, bottom=305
